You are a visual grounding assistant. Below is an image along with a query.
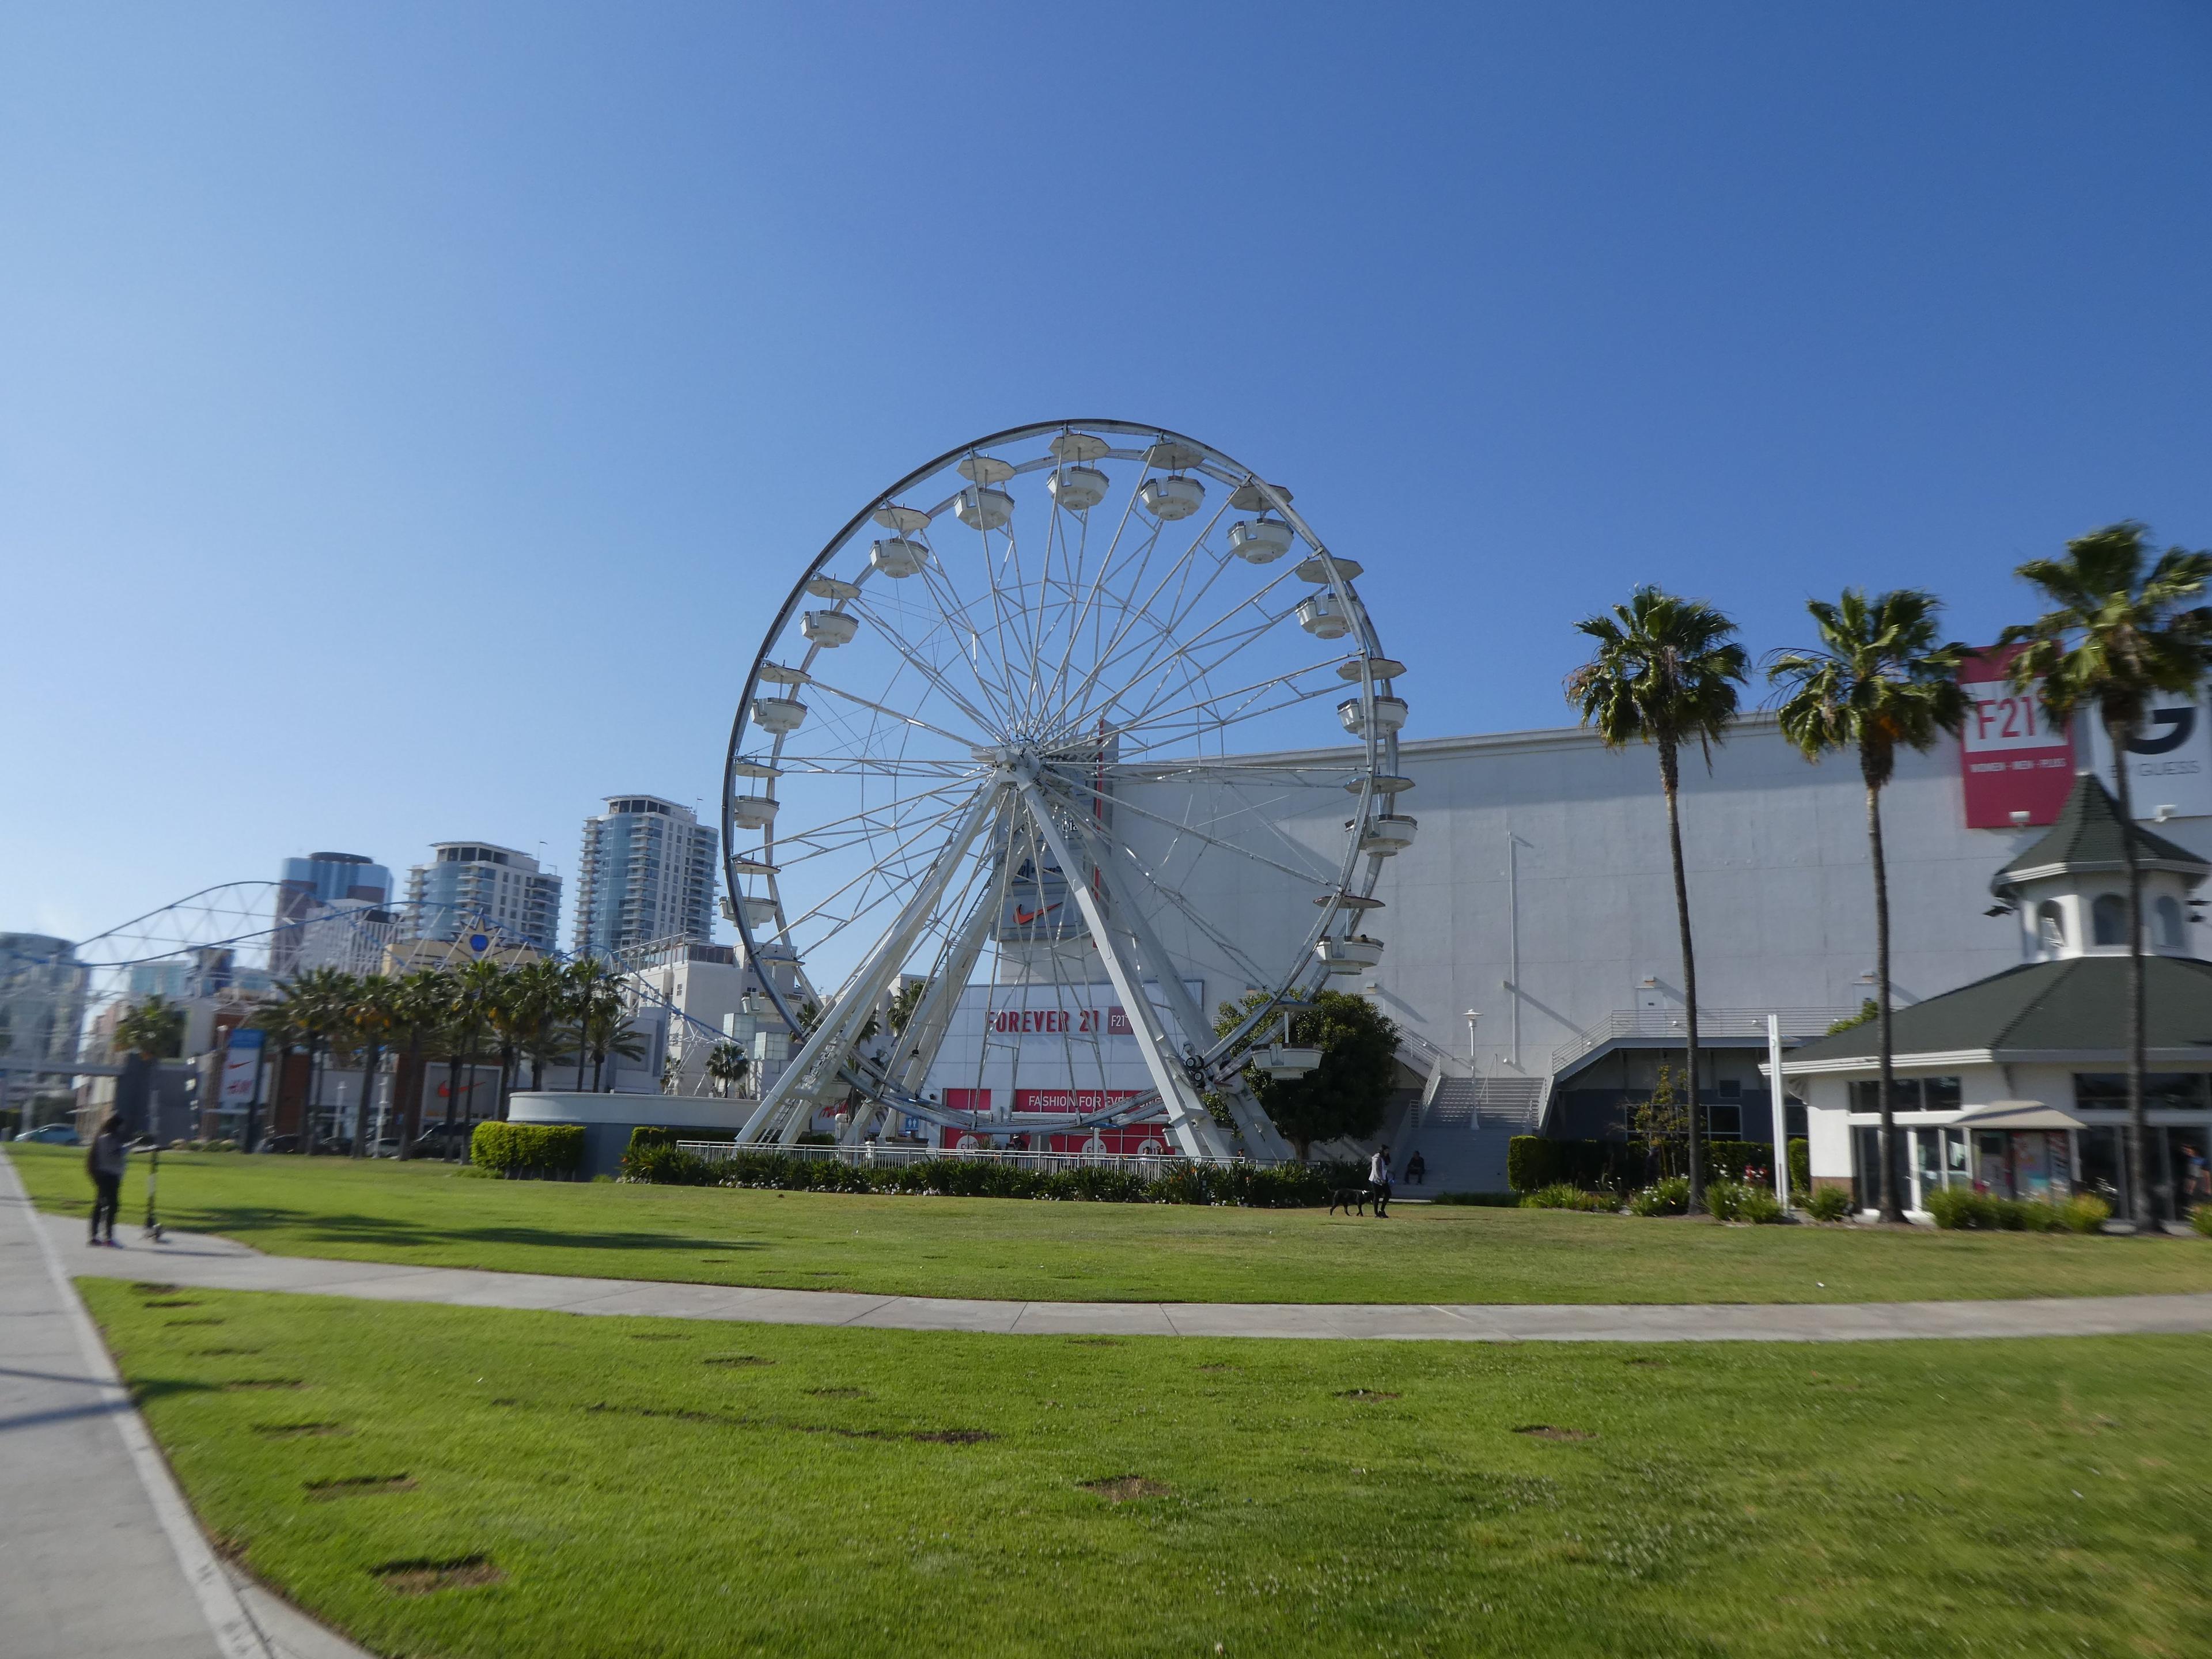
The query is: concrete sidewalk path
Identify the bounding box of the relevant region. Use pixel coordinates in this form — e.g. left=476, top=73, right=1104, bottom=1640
left=36, top=1210, right=2212, bottom=1344
left=0, top=1159, right=369, bottom=1659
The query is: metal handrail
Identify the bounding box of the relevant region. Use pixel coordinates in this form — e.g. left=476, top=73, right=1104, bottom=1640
left=675, top=1140, right=1304, bottom=1173
left=1550, top=1007, right=1859, bottom=1077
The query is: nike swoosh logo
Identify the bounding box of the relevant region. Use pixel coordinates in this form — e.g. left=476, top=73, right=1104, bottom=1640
left=1014, top=904, right=1060, bottom=925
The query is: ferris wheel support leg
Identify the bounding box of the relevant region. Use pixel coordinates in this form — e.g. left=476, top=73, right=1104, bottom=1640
left=1015, top=782, right=1233, bottom=1164
left=736, top=783, right=1005, bottom=1146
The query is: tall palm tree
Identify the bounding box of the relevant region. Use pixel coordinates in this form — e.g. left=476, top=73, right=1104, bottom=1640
left=449, top=959, right=509, bottom=1133
left=343, top=975, right=400, bottom=1157
left=111, top=994, right=188, bottom=1139
left=388, top=969, right=453, bottom=1156
left=502, top=958, right=570, bottom=1095
left=1768, top=589, right=1969, bottom=1222
left=2000, top=523, right=2212, bottom=1223
left=278, top=967, right=358, bottom=1154
left=706, top=1041, right=751, bottom=1099
left=564, top=959, right=617, bottom=1090
left=244, top=998, right=304, bottom=1153
left=1566, top=586, right=1748, bottom=1210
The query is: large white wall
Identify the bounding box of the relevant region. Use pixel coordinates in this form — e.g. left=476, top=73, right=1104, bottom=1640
left=1122, top=714, right=2212, bottom=1086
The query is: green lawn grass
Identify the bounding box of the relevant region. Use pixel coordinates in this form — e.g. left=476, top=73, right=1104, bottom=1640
left=16, top=1143, right=2212, bottom=1305
left=84, top=1279, right=2211, bottom=1657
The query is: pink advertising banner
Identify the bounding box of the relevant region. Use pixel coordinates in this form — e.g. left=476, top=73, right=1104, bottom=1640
left=1957, top=645, right=2077, bottom=828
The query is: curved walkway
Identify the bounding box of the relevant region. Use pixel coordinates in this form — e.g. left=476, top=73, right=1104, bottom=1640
left=37, top=1213, right=2212, bottom=1343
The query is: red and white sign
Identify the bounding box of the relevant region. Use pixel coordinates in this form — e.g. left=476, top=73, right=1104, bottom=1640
left=1957, top=646, right=2077, bottom=828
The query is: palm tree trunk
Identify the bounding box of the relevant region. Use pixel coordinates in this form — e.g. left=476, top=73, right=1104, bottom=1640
left=1867, top=770, right=1906, bottom=1223
left=1660, top=736, right=1705, bottom=1210
left=2109, top=715, right=2150, bottom=1224
left=497, top=1043, right=516, bottom=1121
left=355, top=1041, right=379, bottom=1158
left=304, top=1037, right=320, bottom=1156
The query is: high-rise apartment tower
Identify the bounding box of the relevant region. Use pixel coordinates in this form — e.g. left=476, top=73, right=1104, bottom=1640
left=271, top=852, right=392, bottom=975
left=406, top=843, right=564, bottom=954
left=571, top=797, right=718, bottom=958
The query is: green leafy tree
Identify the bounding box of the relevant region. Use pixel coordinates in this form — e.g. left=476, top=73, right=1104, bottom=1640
left=2000, top=523, right=2212, bottom=1221
left=1627, top=1061, right=1690, bottom=1179
left=1214, top=989, right=1399, bottom=1161
left=1768, top=588, right=1969, bottom=1222
left=1565, top=586, right=1748, bottom=1210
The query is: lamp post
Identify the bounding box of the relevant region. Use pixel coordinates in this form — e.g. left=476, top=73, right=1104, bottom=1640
left=1464, top=1010, right=1480, bottom=1069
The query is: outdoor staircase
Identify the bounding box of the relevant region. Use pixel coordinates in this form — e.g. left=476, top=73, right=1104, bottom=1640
left=1400, top=1075, right=1549, bottom=1195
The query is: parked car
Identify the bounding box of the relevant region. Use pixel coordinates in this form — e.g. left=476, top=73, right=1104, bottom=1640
left=13, top=1123, right=79, bottom=1145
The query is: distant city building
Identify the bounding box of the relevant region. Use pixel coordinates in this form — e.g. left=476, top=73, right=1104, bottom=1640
left=573, top=797, right=718, bottom=959
left=0, top=933, right=92, bottom=1082
left=272, top=851, right=392, bottom=975
left=406, top=843, right=563, bottom=953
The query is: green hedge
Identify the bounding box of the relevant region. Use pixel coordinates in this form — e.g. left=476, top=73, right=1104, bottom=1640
left=618, top=1131, right=1363, bottom=1207
left=469, top=1122, right=585, bottom=1179
left=1926, top=1188, right=2112, bottom=1234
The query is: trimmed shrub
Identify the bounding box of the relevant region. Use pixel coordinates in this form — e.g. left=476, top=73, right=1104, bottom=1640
left=1506, top=1137, right=1559, bottom=1193
left=621, top=1143, right=719, bottom=1185
left=470, top=1122, right=585, bottom=1179
left=1738, top=1186, right=1785, bottom=1225
left=1925, top=1187, right=1991, bottom=1230
left=1804, top=1184, right=1851, bottom=1222
left=1521, top=1183, right=1616, bottom=1213
left=2059, top=1194, right=2112, bottom=1234
left=1787, top=1139, right=1810, bottom=1192
left=1630, top=1177, right=1690, bottom=1217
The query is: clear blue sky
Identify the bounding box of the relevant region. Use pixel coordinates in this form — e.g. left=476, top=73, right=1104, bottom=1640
left=5, top=2, right=2208, bottom=948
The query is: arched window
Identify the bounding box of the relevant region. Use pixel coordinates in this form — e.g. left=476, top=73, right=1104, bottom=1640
left=2092, top=893, right=2127, bottom=947
left=2037, top=901, right=2066, bottom=952
left=2156, top=896, right=2186, bottom=951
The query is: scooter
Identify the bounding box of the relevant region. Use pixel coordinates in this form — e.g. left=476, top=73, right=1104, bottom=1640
left=142, top=1143, right=166, bottom=1244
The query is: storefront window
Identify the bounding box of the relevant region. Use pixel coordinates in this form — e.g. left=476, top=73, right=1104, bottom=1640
left=2075, top=1074, right=2210, bottom=1109
left=1848, top=1076, right=1962, bottom=1113
left=2078, top=1126, right=2126, bottom=1210
left=1973, top=1130, right=2010, bottom=1195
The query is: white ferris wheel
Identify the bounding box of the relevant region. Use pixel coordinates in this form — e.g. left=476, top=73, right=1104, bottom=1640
left=721, top=421, right=1411, bottom=1162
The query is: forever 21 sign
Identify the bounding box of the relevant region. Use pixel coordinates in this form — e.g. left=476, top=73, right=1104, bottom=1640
left=1956, top=645, right=2077, bottom=829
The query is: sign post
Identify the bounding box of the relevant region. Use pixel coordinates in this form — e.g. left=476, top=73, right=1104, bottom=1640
left=1768, top=1014, right=1791, bottom=1213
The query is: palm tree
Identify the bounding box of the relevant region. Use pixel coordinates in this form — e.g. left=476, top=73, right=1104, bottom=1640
left=564, top=959, right=618, bottom=1090
left=111, top=993, right=188, bottom=1139
left=244, top=998, right=304, bottom=1153
left=1768, top=589, right=1969, bottom=1222
left=706, top=1041, right=751, bottom=1099
left=343, top=975, right=400, bottom=1156
left=448, top=959, right=509, bottom=1133
left=2000, top=523, right=2212, bottom=1223
left=502, top=958, right=570, bottom=1095
left=388, top=969, right=453, bottom=1156
left=278, top=967, right=358, bottom=1153
left=1566, top=586, right=1748, bottom=1210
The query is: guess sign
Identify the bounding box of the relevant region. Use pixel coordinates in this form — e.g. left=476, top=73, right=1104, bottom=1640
left=1957, top=646, right=2077, bottom=828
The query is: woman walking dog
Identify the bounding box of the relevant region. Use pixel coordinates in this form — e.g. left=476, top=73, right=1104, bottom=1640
left=85, top=1115, right=128, bottom=1246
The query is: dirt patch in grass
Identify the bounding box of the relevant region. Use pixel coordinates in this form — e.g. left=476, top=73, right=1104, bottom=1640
left=806, top=1387, right=869, bottom=1399
left=1067, top=1338, right=1122, bottom=1347
left=1625, top=1358, right=1666, bottom=1368
left=584, top=1401, right=990, bottom=1445
left=703, top=1354, right=774, bottom=1368
left=906, top=1428, right=994, bottom=1445
left=130, top=1281, right=181, bottom=1294
left=164, top=1317, right=224, bottom=1327
left=306, top=1474, right=416, bottom=1500
left=222, top=1378, right=305, bottom=1392
left=191, top=1346, right=262, bottom=1357
left=1514, top=1425, right=1594, bottom=1441
left=1081, top=1475, right=1172, bottom=1503
left=373, top=1554, right=505, bottom=1595
left=1197, top=1363, right=1238, bottom=1373
left=628, top=1332, right=690, bottom=1341
left=141, top=1298, right=201, bottom=1308
left=1337, top=1389, right=1402, bottom=1401
left=255, top=1421, right=347, bottom=1439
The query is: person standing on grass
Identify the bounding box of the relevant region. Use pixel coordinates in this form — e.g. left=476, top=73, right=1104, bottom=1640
left=1369, top=1144, right=1393, bottom=1217
left=86, top=1114, right=128, bottom=1246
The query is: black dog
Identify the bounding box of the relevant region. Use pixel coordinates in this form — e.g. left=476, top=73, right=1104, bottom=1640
left=1328, top=1187, right=1370, bottom=1216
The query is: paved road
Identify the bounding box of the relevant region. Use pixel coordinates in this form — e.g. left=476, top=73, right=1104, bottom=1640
left=36, top=1211, right=2212, bottom=1344
left=0, top=1157, right=373, bottom=1659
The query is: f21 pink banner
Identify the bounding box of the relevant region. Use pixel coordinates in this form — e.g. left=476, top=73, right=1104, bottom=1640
left=1956, top=645, right=2076, bottom=829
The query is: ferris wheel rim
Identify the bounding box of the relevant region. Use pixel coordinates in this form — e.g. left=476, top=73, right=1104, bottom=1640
left=720, top=419, right=1399, bottom=1133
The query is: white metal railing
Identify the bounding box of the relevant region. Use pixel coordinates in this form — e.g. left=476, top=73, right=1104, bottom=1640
left=673, top=1140, right=1304, bottom=1173
left=1550, top=1007, right=1859, bottom=1078
left=1395, top=1028, right=1471, bottom=1081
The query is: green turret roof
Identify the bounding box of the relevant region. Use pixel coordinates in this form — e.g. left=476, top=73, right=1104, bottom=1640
left=1991, top=772, right=2209, bottom=896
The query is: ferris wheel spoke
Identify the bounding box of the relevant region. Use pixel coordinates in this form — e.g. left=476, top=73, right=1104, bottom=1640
left=1094, top=660, right=1342, bottom=752
left=765, top=789, right=981, bottom=872
left=910, top=541, right=1025, bottom=728
left=1039, top=771, right=1341, bottom=892
left=842, top=593, right=1009, bottom=738
left=798, top=672, right=992, bottom=752
left=1082, top=566, right=1306, bottom=732
left=768, top=784, right=995, bottom=945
